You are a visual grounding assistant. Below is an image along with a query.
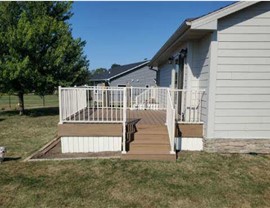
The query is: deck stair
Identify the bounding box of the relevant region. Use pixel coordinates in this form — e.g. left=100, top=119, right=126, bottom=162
left=122, top=124, right=176, bottom=161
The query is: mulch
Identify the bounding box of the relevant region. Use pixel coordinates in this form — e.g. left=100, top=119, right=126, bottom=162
left=31, top=140, right=121, bottom=160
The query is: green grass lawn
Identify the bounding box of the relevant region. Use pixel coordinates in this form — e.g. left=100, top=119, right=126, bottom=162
left=0, top=94, right=58, bottom=110
left=0, top=108, right=270, bottom=208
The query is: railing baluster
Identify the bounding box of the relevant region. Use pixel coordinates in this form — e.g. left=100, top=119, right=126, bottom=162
left=194, top=91, right=198, bottom=122
left=111, top=90, right=113, bottom=121
left=116, top=90, right=118, bottom=121
left=101, top=88, right=104, bottom=122
left=198, top=92, right=202, bottom=122
left=93, top=87, right=95, bottom=121
left=106, top=89, right=108, bottom=121
left=87, top=89, right=90, bottom=121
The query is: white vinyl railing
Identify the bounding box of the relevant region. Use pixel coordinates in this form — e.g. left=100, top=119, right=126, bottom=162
left=59, top=86, right=126, bottom=124
left=59, top=86, right=127, bottom=153
left=171, top=89, right=205, bottom=123
left=166, top=89, right=176, bottom=154
left=128, top=87, right=167, bottom=110
left=59, top=87, right=87, bottom=122
left=59, top=86, right=205, bottom=124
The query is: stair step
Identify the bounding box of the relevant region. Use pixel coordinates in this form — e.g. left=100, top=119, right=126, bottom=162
left=127, top=149, right=171, bottom=154
left=134, top=134, right=169, bottom=141
left=136, top=125, right=167, bottom=132
left=135, top=130, right=168, bottom=135
left=122, top=153, right=175, bottom=161
left=130, top=143, right=170, bottom=152
left=126, top=123, right=172, bottom=161
left=132, top=139, right=170, bottom=145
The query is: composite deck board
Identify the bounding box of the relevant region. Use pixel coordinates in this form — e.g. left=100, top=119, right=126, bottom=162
left=65, top=108, right=166, bottom=126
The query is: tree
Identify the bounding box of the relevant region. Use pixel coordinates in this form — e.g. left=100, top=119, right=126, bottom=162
left=92, top=68, right=107, bottom=76
left=0, top=2, right=89, bottom=115
left=111, top=63, right=121, bottom=69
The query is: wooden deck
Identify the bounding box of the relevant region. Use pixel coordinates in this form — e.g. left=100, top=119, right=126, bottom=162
left=127, top=110, right=166, bottom=125
left=65, top=108, right=166, bottom=125
left=61, top=109, right=203, bottom=138
left=59, top=108, right=203, bottom=161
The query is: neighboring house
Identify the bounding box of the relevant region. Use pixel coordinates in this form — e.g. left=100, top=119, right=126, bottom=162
left=57, top=1, right=270, bottom=161
left=150, top=1, right=270, bottom=153
left=91, top=61, right=157, bottom=88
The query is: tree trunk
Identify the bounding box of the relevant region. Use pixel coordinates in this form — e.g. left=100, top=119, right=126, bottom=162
left=18, top=92, right=24, bottom=115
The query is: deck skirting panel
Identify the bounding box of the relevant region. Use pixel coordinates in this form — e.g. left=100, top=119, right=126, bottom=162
left=176, top=137, right=203, bottom=151
left=61, top=136, right=122, bottom=153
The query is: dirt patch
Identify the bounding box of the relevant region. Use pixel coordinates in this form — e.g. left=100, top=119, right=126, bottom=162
left=30, top=139, right=121, bottom=160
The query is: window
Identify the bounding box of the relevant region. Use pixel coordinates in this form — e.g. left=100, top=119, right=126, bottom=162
left=118, top=84, right=126, bottom=87
left=145, top=85, right=149, bottom=88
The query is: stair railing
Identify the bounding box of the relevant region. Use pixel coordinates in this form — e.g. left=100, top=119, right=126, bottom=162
left=166, top=89, right=176, bottom=154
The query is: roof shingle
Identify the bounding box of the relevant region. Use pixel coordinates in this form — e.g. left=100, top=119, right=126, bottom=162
left=91, top=61, right=149, bottom=81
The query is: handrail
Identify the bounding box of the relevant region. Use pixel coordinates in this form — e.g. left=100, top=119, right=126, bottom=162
left=166, top=89, right=176, bottom=154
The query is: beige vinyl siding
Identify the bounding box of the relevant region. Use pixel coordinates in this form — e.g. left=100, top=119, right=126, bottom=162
left=215, top=2, right=270, bottom=139
left=191, top=34, right=211, bottom=137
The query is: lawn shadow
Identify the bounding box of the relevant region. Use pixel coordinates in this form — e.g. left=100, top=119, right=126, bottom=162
left=0, top=110, right=19, bottom=116
left=0, top=107, right=59, bottom=117
left=0, top=118, right=5, bottom=122
left=26, top=107, right=59, bottom=117
left=3, top=157, right=21, bottom=162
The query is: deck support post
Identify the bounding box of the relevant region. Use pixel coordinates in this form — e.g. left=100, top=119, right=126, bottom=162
left=122, top=87, right=127, bottom=154
left=58, top=86, right=63, bottom=124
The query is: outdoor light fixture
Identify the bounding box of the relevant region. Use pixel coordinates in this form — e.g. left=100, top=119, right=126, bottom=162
left=179, top=48, right=188, bottom=58
left=168, top=56, right=174, bottom=64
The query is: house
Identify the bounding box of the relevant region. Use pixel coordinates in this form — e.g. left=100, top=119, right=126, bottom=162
left=57, top=1, right=270, bottom=161
left=91, top=60, right=157, bottom=88
left=150, top=1, right=270, bottom=153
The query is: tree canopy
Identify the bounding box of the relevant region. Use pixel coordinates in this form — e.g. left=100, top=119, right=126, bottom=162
left=0, top=2, right=89, bottom=114
left=111, top=63, right=121, bottom=69
left=92, top=68, right=107, bottom=76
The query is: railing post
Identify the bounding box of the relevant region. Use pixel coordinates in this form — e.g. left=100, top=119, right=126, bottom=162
left=170, top=108, right=176, bottom=154
left=58, top=86, right=63, bottom=124
left=130, top=86, right=133, bottom=109
left=122, top=87, right=127, bottom=154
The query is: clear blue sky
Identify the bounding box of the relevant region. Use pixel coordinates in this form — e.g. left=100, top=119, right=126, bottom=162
left=69, top=1, right=233, bottom=70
